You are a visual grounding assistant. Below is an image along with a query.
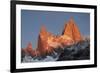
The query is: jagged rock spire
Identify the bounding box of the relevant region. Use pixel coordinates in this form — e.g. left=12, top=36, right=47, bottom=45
left=27, top=42, right=32, bottom=49
left=26, top=42, right=33, bottom=53
left=37, top=25, right=50, bottom=55
left=22, top=17, right=83, bottom=57
left=39, top=25, right=48, bottom=36
left=62, top=17, right=82, bottom=42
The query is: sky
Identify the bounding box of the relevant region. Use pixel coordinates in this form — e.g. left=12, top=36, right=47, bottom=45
left=21, top=10, right=90, bottom=49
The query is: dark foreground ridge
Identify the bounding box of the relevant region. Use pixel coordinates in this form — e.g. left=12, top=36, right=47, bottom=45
left=57, top=39, right=90, bottom=61
left=21, top=39, right=90, bottom=62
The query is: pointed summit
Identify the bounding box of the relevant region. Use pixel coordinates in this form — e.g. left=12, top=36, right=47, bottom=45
left=62, top=17, right=82, bottom=43
left=27, top=42, right=32, bottom=49
left=22, top=18, right=84, bottom=57
left=37, top=25, right=50, bottom=55
left=39, top=25, right=48, bottom=36
left=26, top=42, right=33, bottom=53
left=69, top=17, right=75, bottom=23
left=37, top=25, right=58, bottom=55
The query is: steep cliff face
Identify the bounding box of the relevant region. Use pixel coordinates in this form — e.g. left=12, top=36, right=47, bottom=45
left=62, top=18, right=82, bottom=43
left=37, top=25, right=49, bottom=55
left=22, top=17, right=83, bottom=57
left=37, top=25, right=57, bottom=55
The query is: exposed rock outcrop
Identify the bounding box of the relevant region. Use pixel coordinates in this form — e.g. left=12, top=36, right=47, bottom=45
left=22, top=17, right=85, bottom=60
left=62, top=17, right=82, bottom=43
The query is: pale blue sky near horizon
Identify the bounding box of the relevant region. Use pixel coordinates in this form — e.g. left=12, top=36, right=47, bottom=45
left=21, top=10, right=90, bottom=49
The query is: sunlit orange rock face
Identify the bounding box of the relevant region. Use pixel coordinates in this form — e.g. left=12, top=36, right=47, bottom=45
left=22, top=18, right=82, bottom=56
left=37, top=25, right=61, bottom=55
left=62, top=18, right=82, bottom=43
left=37, top=25, right=52, bottom=55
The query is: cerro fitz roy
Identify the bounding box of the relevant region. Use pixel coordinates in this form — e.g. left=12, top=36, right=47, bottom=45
left=22, top=17, right=83, bottom=57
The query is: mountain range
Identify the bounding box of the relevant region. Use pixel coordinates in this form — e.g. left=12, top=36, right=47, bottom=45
left=21, top=17, right=90, bottom=62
